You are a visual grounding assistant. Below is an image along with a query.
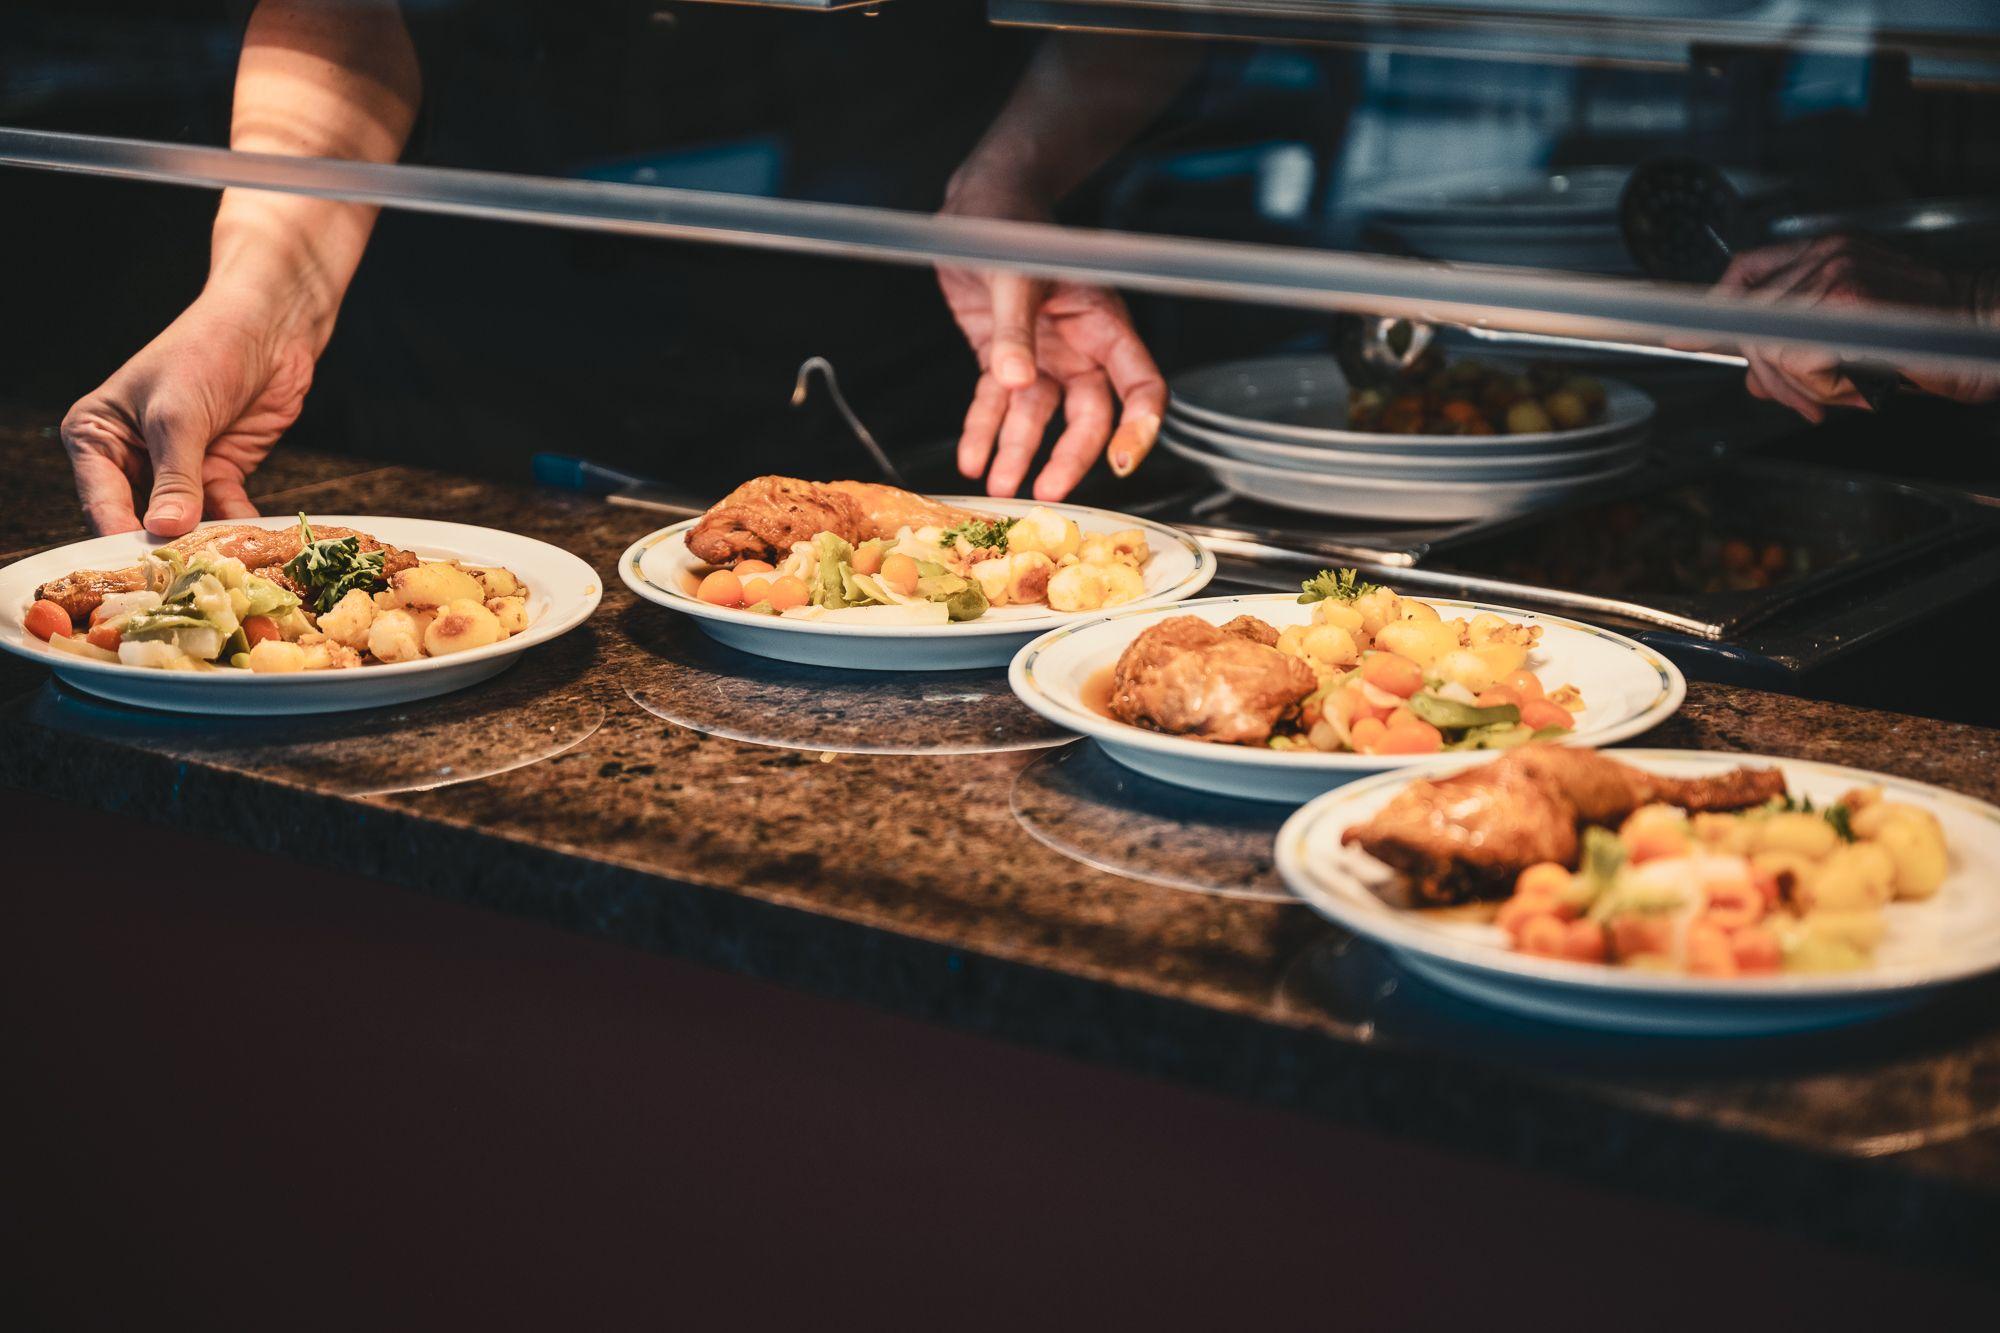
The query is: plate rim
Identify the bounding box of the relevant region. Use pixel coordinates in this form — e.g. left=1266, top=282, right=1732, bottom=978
left=620, top=494, right=1216, bottom=640
left=1275, top=747, right=2000, bottom=1001
left=1159, top=432, right=1646, bottom=495
left=1160, top=413, right=1647, bottom=473
left=0, top=514, right=603, bottom=684
left=1008, top=592, right=1686, bottom=774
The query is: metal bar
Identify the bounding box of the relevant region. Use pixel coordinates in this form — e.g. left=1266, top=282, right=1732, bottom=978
left=4, top=127, right=1999, bottom=375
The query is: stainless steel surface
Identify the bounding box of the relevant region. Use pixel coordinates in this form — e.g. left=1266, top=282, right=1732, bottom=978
left=1458, top=324, right=1746, bottom=367
left=791, top=357, right=908, bottom=488
left=6, top=128, right=1999, bottom=375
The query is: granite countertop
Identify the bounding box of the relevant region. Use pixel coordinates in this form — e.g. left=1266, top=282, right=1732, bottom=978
left=4, top=424, right=1999, bottom=1275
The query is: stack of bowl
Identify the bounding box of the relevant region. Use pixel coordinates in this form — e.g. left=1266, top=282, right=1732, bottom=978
left=1162, top=352, right=1655, bottom=521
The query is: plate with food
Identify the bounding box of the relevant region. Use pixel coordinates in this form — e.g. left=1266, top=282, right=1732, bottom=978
left=0, top=515, right=601, bottom=714
left=620, top=477, right=1214, bottom=670
left=1167, top=353, right=1653, bottom=453
left=1008, top=573, right=1683, bottom=802
left=1276, top=748, right=2000, bottom=1034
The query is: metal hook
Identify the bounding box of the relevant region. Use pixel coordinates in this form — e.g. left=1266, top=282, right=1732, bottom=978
left=791, top=356, right=907, bottom=488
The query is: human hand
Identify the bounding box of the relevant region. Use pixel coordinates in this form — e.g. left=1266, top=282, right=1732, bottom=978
left=60, top=283, right=318, bottom=536
left=938, top=259, right=1166, bottom=501
left=1712, top=235, right=1999, bottom=422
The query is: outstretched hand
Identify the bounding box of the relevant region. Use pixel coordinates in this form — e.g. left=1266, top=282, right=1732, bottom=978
left=60, top=285, right=317, bottom=536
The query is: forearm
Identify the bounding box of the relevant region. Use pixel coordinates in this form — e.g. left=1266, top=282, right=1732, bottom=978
left=208, top=0, right=422, bottom=350
left=947, top=34, right=1199, bottom=212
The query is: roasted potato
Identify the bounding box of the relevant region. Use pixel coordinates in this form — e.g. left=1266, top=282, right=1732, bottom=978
left=423, top=598, right=504, bottom=656
left=390, top=561, right=485, bottom=610
left=487, top=596, right=530, bottom=636
left=317, top=588, right=377, bottom=651
left=366, top=609, right=425, bottom=664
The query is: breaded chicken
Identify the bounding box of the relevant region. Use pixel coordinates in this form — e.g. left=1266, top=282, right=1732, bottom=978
left=1109, top=615, right=1315, bottom=746
left=35, top=523, right=414, bottom=622
left=685, top=476, right=987, bottom=567
left=1342, top=746, right=1789, bottom=906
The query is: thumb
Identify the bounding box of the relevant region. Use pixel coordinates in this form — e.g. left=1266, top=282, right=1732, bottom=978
left=141, top=406, right=209, bottom=537
left=988, top=272, right=1043, bottom=390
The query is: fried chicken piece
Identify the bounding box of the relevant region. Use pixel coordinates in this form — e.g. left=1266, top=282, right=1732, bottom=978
left=1109, top=615, right=1316, bottom=746
left=823, top=481, right=983, bottom=538
left=34, top=524, right=414, bottom=623
left=1342, top=746, right=1789, bottom=907
left=686, top=476, right=988, bottom=567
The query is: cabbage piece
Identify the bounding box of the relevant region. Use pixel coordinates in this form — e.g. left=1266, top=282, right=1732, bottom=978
left=242, top=574, right=300, bottom=618
left=811, top=532, right=857, bottom=608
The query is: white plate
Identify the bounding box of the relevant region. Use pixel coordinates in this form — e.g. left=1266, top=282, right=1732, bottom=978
left=1162, top=413, right=1647, bottom=480
left=0, top=517, right=602, bottom=715
left=620, top=496, right=1215, bottom=671
left=1348, top=165, right=1632, bottom=225
left=1009, top=594, right=1684, bottom=803
left=1169, top=353, right=1654, bottom=453
left=1160, top=432, right=1645, bottom=521
left=1277, top=750, right=2000, bottom=1035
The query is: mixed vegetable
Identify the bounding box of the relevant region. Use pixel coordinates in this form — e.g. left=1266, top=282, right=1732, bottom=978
left=1272, top=570, right=1581, bottom=755
left=1492, top=789, right=1950, bottom=976
left=691, top=507, right=1151, bottom=624
left=1347, top=355, right=1609, bottom=436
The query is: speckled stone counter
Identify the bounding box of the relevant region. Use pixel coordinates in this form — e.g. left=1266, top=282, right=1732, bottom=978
left=5, top=427, right=1999, bottom=1276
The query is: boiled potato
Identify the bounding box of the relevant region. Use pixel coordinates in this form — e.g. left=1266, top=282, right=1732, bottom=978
left=317, top=588, right=377, bottom=651
left=1752, top=811, right=1840, bottom=860
left=1007, top=508, right=1082, bottom=562
left=1432, top=648, right=1498, bottom=695
left=1469, top=642, right=1529, bottom=680
left=423, top=599, right=504, bottom=657
left=1046, top=564, right=1106, bottom=612
left=1374, top=618, right=1459, bottom=669
left=1099, top=563, right=1145, bottom=606
left=1311, top=600, right=1365, bottom=635
left=969, top=557, right=1011, bottom=607
left=1398, top=599, right=1441, bottom=623
left=366, top=609, right=425, bottom=664
left=1693, top=812, right=1758, bottom=854
left=297, top=636, right=361, bottom=670
left=1798, top=842, right=1895, bottom=913
left=1301, top=624, right=1360, bottom=667
left=390, top=561, right=485, bottom=610
left=470, top=566, right=522, bottom=599
left=1006, top=551, right=1056, bottom=605
left=1751, top=849, right=1816, bottom=898
left=1800, top=908, right=1886, bottom=952
left=1869, top=814, right=1947, bottom=900
left=1352, top=587, right=1403, bottom=638
left=245, top=639, right=308, bottom=673
left=487, top=596, right=530, bottom=636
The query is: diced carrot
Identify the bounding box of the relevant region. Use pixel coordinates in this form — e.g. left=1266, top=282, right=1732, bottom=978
left=881, top=553, right=920, bottom=597
left=1519, top=699, right=1575, bottom=732
left=1515, top=862, right=1572, bottom=900
left=1496, top=896, right=1549, bottom=943
left=1750, top=865, right=1781, bottom=910
left=241, top=615, right=282, bottom=648
left=733, top=560, right=775, bottom=575
left=1731, top=926, right=1782, bottom=973
left=1501, top=670, right=1544, bottom=701
left=740, top=576, right=773, bottom=605
left=1609, top=915, right=1674, bottom=960
left=764, top=576, right=810, bottom=612
left=1702, top=878, right=1764, bottom=931
left=850, top=544, right=885, bottom=576
left=1359, top=651, right=1423, bottom=698
left=1563, top=919, right=1608, bottom=963
left=1474, top=687, right=1523, bottom=710
left=1685, top=921, right=1738, bottom=977
left=87, top=622, right=122, bottom=652
left=24, top=600, right=71, bottom=642
left=1373, top=720, right=1443, bottom=755
left=1350, top=717, right=1387, bottom=751
left=1518, top=915, right=1568, bottom=957
left=697, top=570, right=745, bottom=607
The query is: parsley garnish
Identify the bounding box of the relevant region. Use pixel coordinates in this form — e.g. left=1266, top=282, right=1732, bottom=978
left=943, top=518, right=1017, bottom=551
left=1774, top=793, right=1855, bottom=842
left=282, top=513, right=388, bottom=614
left=1298, top=568, right=1380, bottom=604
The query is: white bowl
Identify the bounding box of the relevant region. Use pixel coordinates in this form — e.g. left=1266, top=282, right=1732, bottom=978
left=1278, top=750, right=2000, bottom=1034
left=0, top=516, right=602, bottom=715
left=620, top=495, right=1215, bottom=671
left=1009, top=593, right=1684, bottom=803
